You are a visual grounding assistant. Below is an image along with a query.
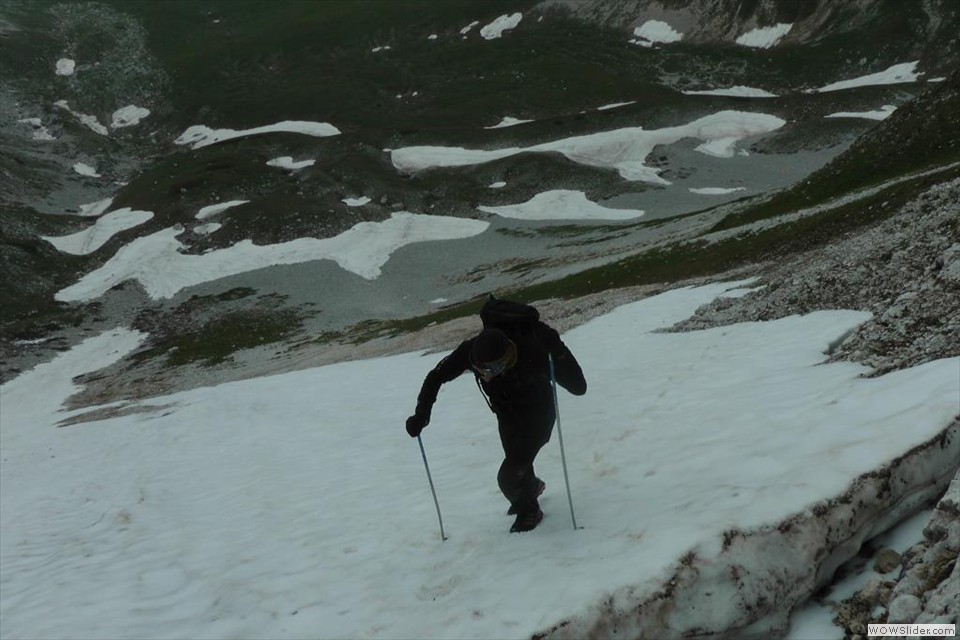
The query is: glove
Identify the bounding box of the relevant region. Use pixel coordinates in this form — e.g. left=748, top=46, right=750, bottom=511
left=405, top=411, right=429, bottom=438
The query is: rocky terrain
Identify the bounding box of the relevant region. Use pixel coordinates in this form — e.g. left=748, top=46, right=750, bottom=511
left=664, top=180, right=959, bottom=638
left=672, top=178, right=960, bottom=376
left=823, top=467, right=959, bottom=639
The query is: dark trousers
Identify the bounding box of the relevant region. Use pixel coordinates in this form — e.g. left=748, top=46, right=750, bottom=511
left=495, top=402, right=555, bottom=515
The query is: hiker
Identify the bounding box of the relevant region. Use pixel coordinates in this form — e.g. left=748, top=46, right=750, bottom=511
left=405, top=297, right=587, bottom=533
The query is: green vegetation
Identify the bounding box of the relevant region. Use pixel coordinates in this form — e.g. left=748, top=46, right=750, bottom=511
left=339, top=298, right=490, bottom=344
left=517, top=165, right=958, bottom=301
left=713, top=73, right=959, bottom=231
left=105, top=0, right=675, bottom=136
left=134, top=308, right=303, bottom=367
left=0, top=206, right=92, bottom=333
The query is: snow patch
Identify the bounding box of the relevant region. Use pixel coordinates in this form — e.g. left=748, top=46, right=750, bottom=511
left=196, top=200, right=249, bottom=220
left=824, top=105, right=897, bottom=121
left=55, top=58, right=75, bottom=76
left=632, top=20, right=683, bottom=45
left=736, top=23, right=793, bottom=48
left=484, top=116, right=533, bottom=129
left=111, top=105, right=151, bottom=128
left=392, top=110, right=786, bottom=184
left=72, top=162, right=101, bottom=177
left=54, top=213, right=490, bottom=301
left=342, top=196, right=371, bottom=207
left=174, top=120, right=340, bottom=149
left=689, top=187, right=747, bottom=195
left=193, top=223, right=221, bottom=236
left=696, top=136, right=743, bottom=158
left=18, top=117, right=56, bottom=140
left=597, top=101, right=635, bottom=111
left=817, top=62, right=922, bottom=93
left=77, top=198, right=114, bottom=217
left=42, top=208, right=154, bottom=255
left=0, top=328, right=145, bottom=429
left=683, top=86, right=778, bottom=98
left=480, top=13, right=522, bottom=39
left=54, top=100, right=108, bottom=135
left=266, top=156, right=315, bottom=170
left=479, top=189, right=644, bottom=221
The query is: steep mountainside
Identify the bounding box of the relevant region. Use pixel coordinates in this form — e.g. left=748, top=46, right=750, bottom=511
left=1, top=0, right=957, bottom=391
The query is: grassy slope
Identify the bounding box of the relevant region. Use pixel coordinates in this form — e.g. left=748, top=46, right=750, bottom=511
left=712, top=70, right=960, bottom=231
left=107, top=0, right=670, bottom=135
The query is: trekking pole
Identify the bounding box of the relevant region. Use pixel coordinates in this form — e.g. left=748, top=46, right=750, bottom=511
left=548, top=354, right=579, bottom=530
left=417, top=435, right=448, bottom=541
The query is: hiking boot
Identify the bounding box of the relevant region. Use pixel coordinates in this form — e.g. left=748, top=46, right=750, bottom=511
left=507, top=479, right=546, bottom=516
left=510, top=508, right=544, bottom=533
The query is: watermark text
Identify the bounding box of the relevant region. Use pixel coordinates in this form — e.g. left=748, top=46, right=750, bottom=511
left=868, top=623, right=956, bottom=637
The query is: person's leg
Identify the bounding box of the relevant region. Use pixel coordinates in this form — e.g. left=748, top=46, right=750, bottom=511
left=499, top=454, right=544, bottom=531
left=497, top=405, right=555, bottom=521
left=517, top=400, right=555, bottom=506
left=497, top=457, right=539, bottom=513
left=506, top=476, right=545, bottom=515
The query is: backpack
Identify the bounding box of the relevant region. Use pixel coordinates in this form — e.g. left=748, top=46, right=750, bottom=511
left=472, top=295, right=543, bottom=409
left=480, top=295, right=587, bottom=397
left=479, top=295, right=540, bottom=335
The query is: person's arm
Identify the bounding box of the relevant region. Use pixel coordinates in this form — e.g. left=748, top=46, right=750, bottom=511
left=406, top=340, right=472, bottom=436
left=536, top=323, right=587, bottom=396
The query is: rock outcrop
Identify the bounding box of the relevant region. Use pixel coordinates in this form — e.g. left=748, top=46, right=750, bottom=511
left=834, top=471, right=959, bottom=638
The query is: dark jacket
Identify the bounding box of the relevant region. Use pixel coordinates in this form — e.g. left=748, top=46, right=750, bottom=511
left=413, top=321, right=586, bottom=421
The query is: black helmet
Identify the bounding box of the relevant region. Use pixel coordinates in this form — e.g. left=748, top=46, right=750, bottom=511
left=471, top=328, right=517, bottom=380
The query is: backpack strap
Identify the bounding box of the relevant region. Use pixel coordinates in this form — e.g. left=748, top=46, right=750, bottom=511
left=474, top=373, right=494, bottom=412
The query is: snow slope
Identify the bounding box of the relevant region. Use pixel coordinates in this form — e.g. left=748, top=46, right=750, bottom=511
left=2, top=281, right=957, bottom=639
